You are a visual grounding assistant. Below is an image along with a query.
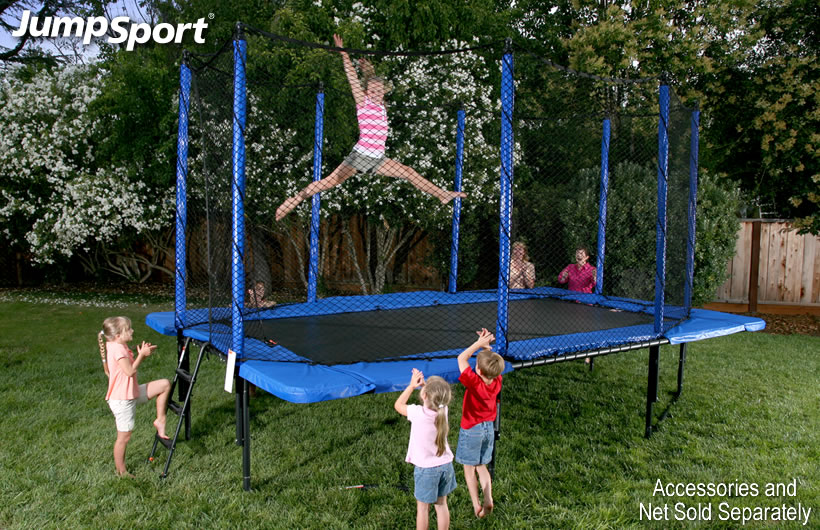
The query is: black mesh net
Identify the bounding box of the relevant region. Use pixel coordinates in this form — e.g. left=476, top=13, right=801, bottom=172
left=179, top=32, right=695, bottom=365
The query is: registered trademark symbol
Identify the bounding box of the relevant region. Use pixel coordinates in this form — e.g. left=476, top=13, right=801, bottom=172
left=208, top=13, right=215, bottom=19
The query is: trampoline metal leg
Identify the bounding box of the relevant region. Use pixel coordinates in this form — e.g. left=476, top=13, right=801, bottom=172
left=242, top=377, right=251, bottom=491
left=235, top=376, right=243, bottom=446
left=676, top=343, right=687, bottom=397
left=645, top=344, right=660, bottom=438
left=178, top=333, right=192, bottom=440
left=488, top=391, right=502, bottom=479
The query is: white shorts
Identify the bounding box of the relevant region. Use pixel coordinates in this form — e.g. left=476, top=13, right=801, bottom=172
left=343, top=148, right=386, bottom=173
left=107, top=383, right=149, bottom=432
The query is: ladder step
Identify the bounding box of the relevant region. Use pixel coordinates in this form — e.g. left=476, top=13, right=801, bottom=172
left=176, top=368, right=193, bottom=383
left=150, top=338, right=204, bottom=478
left=168, top=400, right=184, bottom=416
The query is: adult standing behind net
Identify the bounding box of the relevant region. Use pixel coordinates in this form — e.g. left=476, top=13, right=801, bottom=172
left=509, top=241, right=535, bottom=289
left=275, top=34, right=467, bottom=221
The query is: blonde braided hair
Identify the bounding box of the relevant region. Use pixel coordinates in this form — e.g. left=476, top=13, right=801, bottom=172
left=97, top=331, right=108, bottom=376
left=98, top=316, right=131, bottom=377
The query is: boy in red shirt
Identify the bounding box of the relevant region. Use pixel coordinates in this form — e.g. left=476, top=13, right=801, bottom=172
left=455, top=328, right=504, bottom=518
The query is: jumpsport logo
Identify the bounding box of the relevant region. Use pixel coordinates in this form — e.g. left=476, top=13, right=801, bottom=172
left=12, top=10, right=209, bottom=51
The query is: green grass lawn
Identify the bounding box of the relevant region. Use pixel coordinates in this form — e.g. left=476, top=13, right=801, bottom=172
left=0, top=290, right=817, bottom=529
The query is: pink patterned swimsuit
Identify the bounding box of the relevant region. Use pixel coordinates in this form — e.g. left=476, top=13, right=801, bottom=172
left=353, top=97, right=388, bottom=158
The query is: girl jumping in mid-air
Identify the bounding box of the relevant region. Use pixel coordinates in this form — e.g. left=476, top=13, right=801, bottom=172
left=275, top=34, right=466, bottom=221
left=98, top=316, right=171, bottom=477
left=394, top=369, right=457, bottom=530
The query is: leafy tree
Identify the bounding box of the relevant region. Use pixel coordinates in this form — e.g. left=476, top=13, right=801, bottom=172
left=1, top=0, right=111, bottom=65
left=0, top=65, right=171, bottom=277
left=558, top=162, right=739, bottom=306
left=508, top=0, right=818, bottom=236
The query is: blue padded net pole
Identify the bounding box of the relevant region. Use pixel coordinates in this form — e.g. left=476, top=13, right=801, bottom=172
left=496, top=42, right=514, bottom=355
left=684, top=107, right=700, bottom=314
left=307, top=86, right=325, bottom=303
left=654, top=85, right=670, bottom=333
left=231, top=34, right=248, bottom=359
left=174, top=57, right=191, bottom=331
left=595, top=117, right=611, bottom=295
left=448, top=108, right=466, bottom=294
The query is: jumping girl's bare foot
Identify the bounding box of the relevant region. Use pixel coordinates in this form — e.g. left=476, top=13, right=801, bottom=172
left=475, top=506, right=486, bottom=518
left=117, top=471, right=135, bottom=478
left=153, top=418, right=169, bottom=439
left=440, top=190, right=467, bottom=204
left=483, top=502, right=494, bottom=516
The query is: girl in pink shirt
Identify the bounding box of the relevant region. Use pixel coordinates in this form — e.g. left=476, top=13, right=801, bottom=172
left=275, top=33, right=466, bottom=221
left=98, top=316, right=171, bottom=477
left=558, top=246, right=597, bottom=293
left=394, top=369, right=456, bottom=529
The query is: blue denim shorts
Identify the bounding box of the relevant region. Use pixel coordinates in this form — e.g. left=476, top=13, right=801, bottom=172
left=413, top=462, right=457, bottom=504
left=455, top=421, right=495, bottom=466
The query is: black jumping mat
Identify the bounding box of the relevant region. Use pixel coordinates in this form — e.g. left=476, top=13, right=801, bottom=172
left=243, top=298, right=656, bottom=365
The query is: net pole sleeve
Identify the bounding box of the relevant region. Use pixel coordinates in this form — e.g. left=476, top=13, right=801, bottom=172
left=448, top=109, right=466, bottom=294
left=654, top=85, right=670, bottom=333
left=307, top=88, right=325, bottom=303
left=231, top=35, right=248, bottom=359
left=595, top=118, right=611, bottom=295
left=496, top=45, right=514, bottom=355
left=175, top=60, right=192, bottom=331
left=684, top=109, right=699, bottom=314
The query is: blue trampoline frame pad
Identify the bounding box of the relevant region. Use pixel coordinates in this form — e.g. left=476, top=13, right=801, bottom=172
left=146, top=290, right=764, bottom=404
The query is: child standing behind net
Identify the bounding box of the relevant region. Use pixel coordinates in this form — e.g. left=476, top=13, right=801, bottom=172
left=558, top=246, right=596, bottom=293
left=455, top=328, right=504, bottom=518
left=275, top=33, right=466, bottom=221
left=98, top=316, right=171, bottom=477
left=394, top=368, right=457, bottom=530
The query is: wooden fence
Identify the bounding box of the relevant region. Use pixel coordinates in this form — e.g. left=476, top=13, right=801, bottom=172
left=714, top=220, right=820, bottom=306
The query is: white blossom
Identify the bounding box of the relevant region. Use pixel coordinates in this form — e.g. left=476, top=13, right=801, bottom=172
left=0, top=66, right=172, bottom=263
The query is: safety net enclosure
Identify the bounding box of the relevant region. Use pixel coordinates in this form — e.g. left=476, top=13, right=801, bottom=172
left=146, top=25, right=764, bottom=489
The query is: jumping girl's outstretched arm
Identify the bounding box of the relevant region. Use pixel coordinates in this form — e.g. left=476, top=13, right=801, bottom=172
left=334, top=34, right=365, bottom=106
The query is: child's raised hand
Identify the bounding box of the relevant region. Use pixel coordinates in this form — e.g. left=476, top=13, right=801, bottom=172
left=410, top=368, right=425, bottom=389
left=138, top=341, right=157, bottom=357
left=475, top=328, right=495, bottom=347
left=333, top=33, right=343, bottom=48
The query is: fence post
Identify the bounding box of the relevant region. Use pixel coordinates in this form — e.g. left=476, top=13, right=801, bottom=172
left=748, top=220, right=761, bottom=312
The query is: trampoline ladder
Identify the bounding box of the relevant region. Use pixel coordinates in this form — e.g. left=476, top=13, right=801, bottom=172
left=148, top=339, right=209, bottom=478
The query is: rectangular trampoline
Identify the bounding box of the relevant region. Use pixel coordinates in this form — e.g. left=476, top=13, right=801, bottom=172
left=148, top=31, right=768, bottom=490
left=146, top=287, right=764, bottom=403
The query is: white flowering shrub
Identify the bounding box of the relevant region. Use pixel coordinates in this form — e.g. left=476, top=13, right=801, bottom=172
left=0, top=66, right=171, bottom=266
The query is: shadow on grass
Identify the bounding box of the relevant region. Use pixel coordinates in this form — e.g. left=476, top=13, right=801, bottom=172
left=648, top=389, right=682, bottom=435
